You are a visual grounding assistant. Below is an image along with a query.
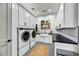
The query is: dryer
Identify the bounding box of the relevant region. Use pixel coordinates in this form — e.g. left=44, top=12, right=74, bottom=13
left=17, top=27, right=30, bottom=56
left=30, top=29, right=37, bottom=48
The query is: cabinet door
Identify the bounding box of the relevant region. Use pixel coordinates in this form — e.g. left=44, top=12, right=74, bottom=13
left=64, top=3, right=77, bottom=27
left=39, top=36, right=44, bottom=42
left=33, top=17, right=36, bottom=28
left=32, top=16, right=35, bottom=28
left=30, top=15, right=34, bottom=28
left=59, top=4, right=64, bottom=27
left=19, top=6, right=26, bottom=26
left=31, top=40, right=36, bottom=48
left=56, top=4, right=64, bottom=28
left=39, top=35, right=46, bottom=43
left=39, top=35, right=52, bottom=44
left=25, top=11, right=30, bottom=27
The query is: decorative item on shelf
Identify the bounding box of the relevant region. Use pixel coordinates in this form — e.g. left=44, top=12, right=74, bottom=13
left=46, top=20, right=48, bottom=23
left=41, top=20, right=51, bottom=30
left=41, top=20, right=45, bottom=24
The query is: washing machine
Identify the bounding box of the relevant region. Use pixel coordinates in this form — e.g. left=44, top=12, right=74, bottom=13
left=17, top=27, right=30, bottom=56
left=30, top=29, right=37, bottom=48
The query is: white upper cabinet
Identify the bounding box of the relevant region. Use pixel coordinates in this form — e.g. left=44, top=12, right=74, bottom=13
left=18, top=6, right=36, bottom=28
left=29, top=14, right=34, bottom=28
left=56, top=4, right=64, bottom=28
left=25, top=11, right=30, bottom=27
left=19, top=6, right=30, bottom=27
left=78, top=4, right=79, bottom=26
left=32, top=16, right=36, bottom=28
left=30, top=14, right=36, bottom=29
left=56, top=4, right=78, bottom=28
left=64, top=3, right=77, bottom=27
left=33, top=17, right=37, bottom=28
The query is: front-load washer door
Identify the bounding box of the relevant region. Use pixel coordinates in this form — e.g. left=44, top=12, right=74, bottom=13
left=32, top=30, right=36, bottom=39
left=19, top=31, right=30, bottom=49
left=21, top=31, right=30, bottom=42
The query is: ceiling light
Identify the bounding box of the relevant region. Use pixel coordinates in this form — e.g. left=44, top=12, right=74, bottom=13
left=48, top=9, right=51, bottom=12
left=31, top=8, right=35, bottom=10
left=43, top=10, right=46, bottom=12
left=36, top=11, right=39, bottom=14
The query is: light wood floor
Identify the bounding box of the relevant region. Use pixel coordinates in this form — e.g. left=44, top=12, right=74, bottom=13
left=31, top=43, right=48, bottom=56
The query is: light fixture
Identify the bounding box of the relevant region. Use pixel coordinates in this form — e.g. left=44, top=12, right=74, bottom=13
left=43, top=10, right=46, bottom=12
left=36, top=11, right=39, bottom=14
left=48, top=9, right=51, bottom=12
left=31, top=8, right=35, bottom=10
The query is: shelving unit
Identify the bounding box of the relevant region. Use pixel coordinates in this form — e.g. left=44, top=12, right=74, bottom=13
left=41, top=20, right=51, bottom=30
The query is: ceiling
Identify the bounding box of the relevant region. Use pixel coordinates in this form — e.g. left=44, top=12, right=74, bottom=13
left=20, top=3, right=61, bottom=17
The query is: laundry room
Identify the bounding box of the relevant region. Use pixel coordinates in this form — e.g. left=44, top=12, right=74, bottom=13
left=0, top=3, right=79, bottom=56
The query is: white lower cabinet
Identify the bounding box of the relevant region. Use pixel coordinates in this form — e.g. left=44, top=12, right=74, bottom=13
left=19, top=44, right=29, bottom=56
left=38, top=34, right=52, bottom=44
left=19, top=6, right=30, bottom=28
left=54, top=42, right=78, bottom=56
left=31, top=40, right=36, bottom=48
